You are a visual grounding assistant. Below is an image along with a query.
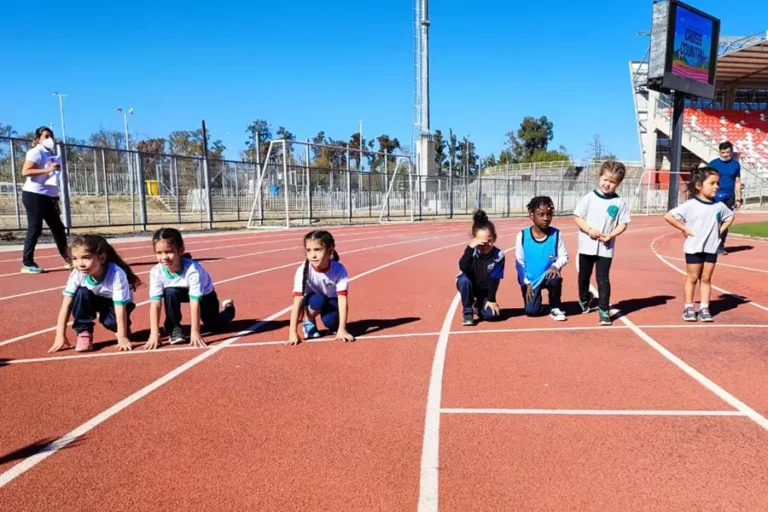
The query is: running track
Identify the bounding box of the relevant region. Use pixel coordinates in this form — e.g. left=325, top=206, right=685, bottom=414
left=1, top=215, right=768, bottom=511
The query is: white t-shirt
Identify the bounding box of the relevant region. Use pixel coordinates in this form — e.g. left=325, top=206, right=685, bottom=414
left=63, top=262, right=134, bottom=305
left=22, top=145, right=60, bottom=197
left=292, top=260, right=349, bottom=299
left=670, top=198, right=734, bottom=254
left=149, top=258, right=215, bottom=301
left=573, top=190, right=631, bottom=258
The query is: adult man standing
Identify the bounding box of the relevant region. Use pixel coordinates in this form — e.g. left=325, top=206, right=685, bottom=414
left=708, top=141, right=742, bottom=254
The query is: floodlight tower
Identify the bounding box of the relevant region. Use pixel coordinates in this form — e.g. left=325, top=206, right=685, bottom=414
left=415, top=0, right=435, bottom=187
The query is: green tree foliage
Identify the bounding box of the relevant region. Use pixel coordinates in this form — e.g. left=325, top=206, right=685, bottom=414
left=433, top=130, right=447, bottom=173
left=506, top=116, right=554, bottom=162
left=0, top=123, right=16, bottom=138
left=244, top=120, right=272, bottom=162
left=168, top=129, right=225, bottom=158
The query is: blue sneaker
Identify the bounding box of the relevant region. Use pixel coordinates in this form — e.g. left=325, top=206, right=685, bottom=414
left=302, top=321, right=321, bottom=339
left=21, top=264, right=44, bottom=274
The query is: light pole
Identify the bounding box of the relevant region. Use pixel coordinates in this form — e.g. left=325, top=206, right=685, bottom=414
left=52, top=92, right=68, bottom=143
left=117, top=107, right=134, bottom=151
left=117, top=107, right=136, bottom=225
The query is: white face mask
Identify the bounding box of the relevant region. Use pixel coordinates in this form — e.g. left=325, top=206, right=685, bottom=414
left=41, top=138, right=55, bottom=151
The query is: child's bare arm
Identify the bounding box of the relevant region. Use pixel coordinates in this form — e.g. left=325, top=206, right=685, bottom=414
left=287, top=296, right=304, bottom=345
left=115, top=305, right=132, bottom=351
left=189, top=300, right=206, bottom=348
left=664, top=212, right=693, bottom=237
left=144, top=301, right=163, bottom=350
left=573, top=216, right=601, bottom=239
left=335, top=295, right=354, bottom=342
left=49, top=296, right=74, bottom=352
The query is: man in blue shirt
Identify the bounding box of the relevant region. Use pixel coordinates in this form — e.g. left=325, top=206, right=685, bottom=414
left=708, top=141, right=742, bottom=254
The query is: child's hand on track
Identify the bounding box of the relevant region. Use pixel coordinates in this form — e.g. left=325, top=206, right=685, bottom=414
left=116, top=336, right=133, bottom=351
left=485, top=301, right=501, bottom=316
left=48, top=334, right=71, bottom=353
left=189, top=332, right=207, bottom=348
left=143, top=334, right=161, bottom=351
left=335, top=328, right=355, bottom=343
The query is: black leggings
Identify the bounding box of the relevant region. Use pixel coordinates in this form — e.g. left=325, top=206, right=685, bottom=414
left=578, top=254, right=613, bottom=312
left=22, top=191, right=69, bottom=267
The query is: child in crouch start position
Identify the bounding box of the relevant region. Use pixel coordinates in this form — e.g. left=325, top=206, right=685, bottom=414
left=457, top=209, right=505, bottom=326
left=50, top=235, right=141, bottom=353
left=515, top=196, right=569, bottom=321
left=145, top=228, right=235, bottom=350
left=288, top=230, right=354, bottom=345
left=573, top=161, right=631, bottom=326
left=664, top=167, right=735, bottom=322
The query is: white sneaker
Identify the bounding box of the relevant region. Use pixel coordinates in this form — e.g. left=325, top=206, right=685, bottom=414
left=549, top=308, right=567, bottom=322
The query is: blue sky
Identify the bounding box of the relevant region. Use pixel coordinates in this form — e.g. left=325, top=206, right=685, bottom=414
left=2, top=0, right=767, bottom=162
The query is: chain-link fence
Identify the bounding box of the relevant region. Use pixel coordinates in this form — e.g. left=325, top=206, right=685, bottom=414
left=2, top=136, right=765, bottom=232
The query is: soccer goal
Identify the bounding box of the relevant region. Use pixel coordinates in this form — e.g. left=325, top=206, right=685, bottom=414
left=246, top=139, right=291, bottom=230
left=378, top=157, right=416, bottom=223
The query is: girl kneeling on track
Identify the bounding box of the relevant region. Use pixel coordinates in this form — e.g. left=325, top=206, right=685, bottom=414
left=664, top=167, right=735, bottom=323
left=515, top=196, right=569, bottom=321
left=288, top=230, right=354, bottom=345
left=50, top=235, right=141, bottom=353
left=144, top=228, right=235, bottom=350
left=457, top=209, right=505, bottom=326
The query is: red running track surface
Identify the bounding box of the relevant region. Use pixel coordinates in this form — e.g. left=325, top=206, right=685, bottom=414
left=1, top=215, right=767, bottom=511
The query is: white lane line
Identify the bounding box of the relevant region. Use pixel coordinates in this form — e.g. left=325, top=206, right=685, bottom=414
left=10, top=322, right=768, bottom=366
left=418, top=293, right=461, bottom=512
left=584, top=271, right=768, bottom=431
left=2, top=332, right=445, bottom=366
left=660, top=255, right=768, bottom=274
left=440, top=408, right=745, bottom=417
left=0, top=234, right=500, bottom=488
left=650, top=234, right=768, bottom=313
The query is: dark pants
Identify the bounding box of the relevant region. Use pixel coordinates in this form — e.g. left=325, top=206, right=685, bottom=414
left=719, top=195, right=736, bottom=250
left=456, top=273, right=501, bottom=320
left=578, top=254, right=613, bottom=312
left=163, top=288, right=233, bottom=332
left=521, top=277, right=563, bottom=316
left=22, top=191, right=69, bottom=267
left=306, top=293, right=340, bottom=332
left=72, top=287, right=135, bottom=334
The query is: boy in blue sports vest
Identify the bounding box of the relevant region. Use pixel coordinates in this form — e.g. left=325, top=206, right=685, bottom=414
left=515, top=196, right=569, bottom=320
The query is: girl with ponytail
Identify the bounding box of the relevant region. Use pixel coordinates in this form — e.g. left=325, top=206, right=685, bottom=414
left=50, top=235, right=141, bottom=353
left=288, top=230, right=354, bottom=345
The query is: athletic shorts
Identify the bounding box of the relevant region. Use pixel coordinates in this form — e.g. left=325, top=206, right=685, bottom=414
left=685, top=252, right=718, bottom=264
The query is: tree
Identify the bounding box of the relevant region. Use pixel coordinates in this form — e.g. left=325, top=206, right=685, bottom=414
left=528, top=145, right=571, bottom=163
left=448, top=131, right=459, bottom=176
left=0, top=123, right=16, bottom=138
left=136, top=138, right=167, bottom=155
left=371, top=134, right=401, bottom=172
left=456, top=136, right=479, bottom=175
left=90, top=128, right=124, bottom=150
left=168, top=129, right=225, bottom=158
left=486, top=153, right=497, bottom=167
left=244, top=119, right=272, bottom=162
left=433, top=130, right=447, bottom=173
left=275, top=126, right=295, bottom=161
left=506, top=116, right=554, bottom=162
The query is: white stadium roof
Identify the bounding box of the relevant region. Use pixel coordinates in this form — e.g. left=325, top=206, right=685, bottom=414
left=717, top=32, right=768, bottom=86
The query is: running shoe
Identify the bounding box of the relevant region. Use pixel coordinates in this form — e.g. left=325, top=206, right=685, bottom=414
left=75, top=331, right=93, bottom=352
left=549, top=308, right=567, bottom=322
left=682, top=307, right=697, bottom=322
left=169, top=325, right=187, bottom=345
left=698, top=308, right=714, bottom=322
left=21, top=264, right=44, bottom=274
left=221, top=299, right=236, bottom=322
left=579, top=292, right=594, bottom=314
left=302, top=320, right=321, bottom=339
left=598, top=308, right=612, bottom=326
left=462, top=313, right=475, bottom=326
left=717, top=247, right=728, bottom=255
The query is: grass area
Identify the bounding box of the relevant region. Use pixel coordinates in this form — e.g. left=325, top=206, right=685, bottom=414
left=730, top=221, right=768, bottom=238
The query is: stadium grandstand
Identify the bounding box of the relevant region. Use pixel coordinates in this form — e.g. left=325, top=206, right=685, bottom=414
left=631, top=30, right=768, bottom=206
